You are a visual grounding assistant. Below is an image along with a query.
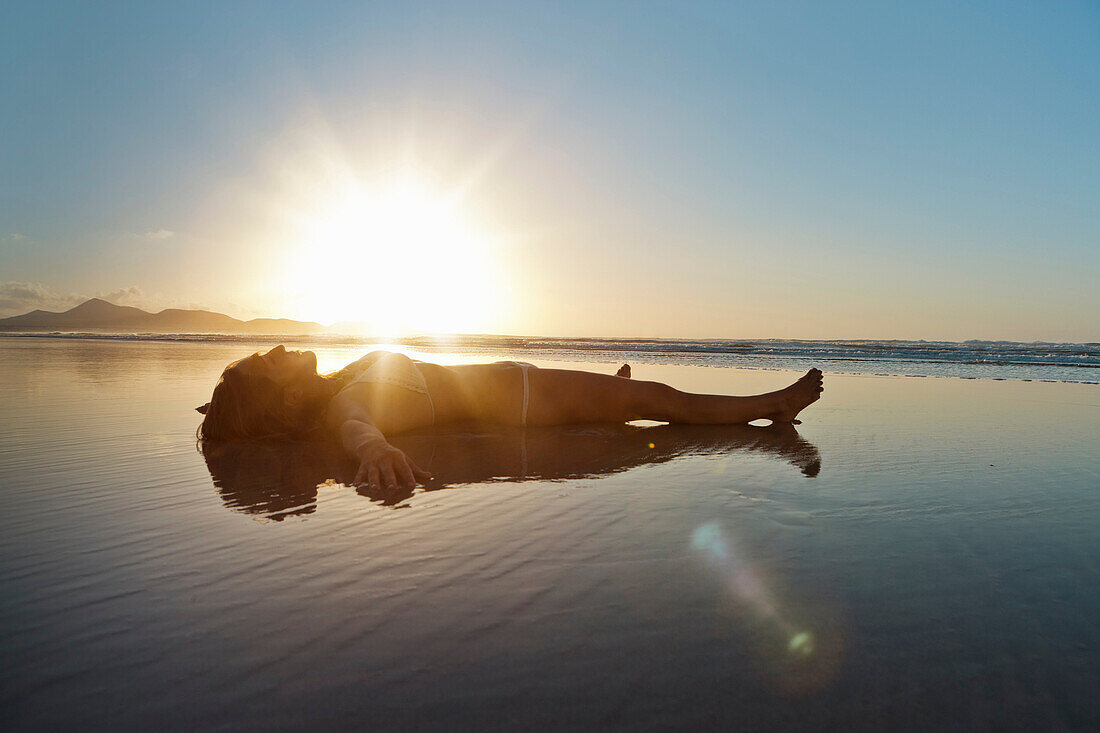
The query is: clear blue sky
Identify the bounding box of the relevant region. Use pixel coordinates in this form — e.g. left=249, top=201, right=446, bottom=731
left=2, top=1, right=1097, bottom=340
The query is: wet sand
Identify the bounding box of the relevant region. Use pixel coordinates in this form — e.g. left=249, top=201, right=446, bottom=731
left=1, top=338, right=1098, bottom=730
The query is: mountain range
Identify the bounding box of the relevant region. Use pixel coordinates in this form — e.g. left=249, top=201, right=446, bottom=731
left=0, top=298, right=326, bottom=335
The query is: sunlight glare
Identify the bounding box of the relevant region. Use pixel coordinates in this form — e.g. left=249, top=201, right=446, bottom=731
left=283, top=178, right=503, bottom=334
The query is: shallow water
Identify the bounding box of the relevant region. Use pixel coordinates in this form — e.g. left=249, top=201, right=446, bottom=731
left=1, top=338, right=1098, bottom=730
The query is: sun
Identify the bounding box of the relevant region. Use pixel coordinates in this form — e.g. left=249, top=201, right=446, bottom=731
left=280, top=178, right=505, bottom=334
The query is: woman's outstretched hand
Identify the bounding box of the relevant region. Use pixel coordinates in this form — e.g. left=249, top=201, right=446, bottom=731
left=353, top=440, right=432, bottom=492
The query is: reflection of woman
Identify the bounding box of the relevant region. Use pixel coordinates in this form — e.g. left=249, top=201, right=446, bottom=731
left=197, top=347, right=823, bottom=492
left=390, top=422, right=823, bottom=484
left=202, top=423, right=822, bottom=517
left=200, top=440, right=341, bottom=520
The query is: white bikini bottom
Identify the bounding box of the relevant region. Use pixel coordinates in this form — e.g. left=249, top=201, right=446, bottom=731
left=493, top=361, right=536, bottom=426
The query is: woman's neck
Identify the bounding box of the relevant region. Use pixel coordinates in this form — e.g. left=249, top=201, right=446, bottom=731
left=316, top=373, right=343, bottom=401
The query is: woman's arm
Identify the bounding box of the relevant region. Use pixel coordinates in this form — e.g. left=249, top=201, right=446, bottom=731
left=326, top=390, right=431, bottom=491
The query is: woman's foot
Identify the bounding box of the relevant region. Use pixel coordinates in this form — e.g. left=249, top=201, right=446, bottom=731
left=764, top=369, right=824, bottom=424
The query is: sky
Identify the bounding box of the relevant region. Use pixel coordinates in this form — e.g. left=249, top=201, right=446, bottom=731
left=1, top=0, right=1097, bottom=340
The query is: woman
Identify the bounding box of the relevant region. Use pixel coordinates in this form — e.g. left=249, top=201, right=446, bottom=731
left=197, top=346, right=823, bottom=492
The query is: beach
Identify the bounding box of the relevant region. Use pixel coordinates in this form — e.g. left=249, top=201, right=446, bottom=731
left=1, top=336, right=1098, bottom=730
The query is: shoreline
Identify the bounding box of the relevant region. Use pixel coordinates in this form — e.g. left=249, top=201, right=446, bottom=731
left=2, top=332, right=1096, bottom=384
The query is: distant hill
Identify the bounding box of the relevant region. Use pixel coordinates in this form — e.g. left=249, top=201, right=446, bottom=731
left=0, top=298, right=325, bottom=335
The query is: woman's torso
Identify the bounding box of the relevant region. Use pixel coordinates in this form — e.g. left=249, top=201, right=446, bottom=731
left=332, top=352, right=529, bottom=432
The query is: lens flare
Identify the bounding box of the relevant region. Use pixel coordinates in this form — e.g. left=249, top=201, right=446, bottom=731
left=691, top=521, right=773, bottom=616
left=787, top=631, right=814, bottom=656
left=690, top=520, right=844, bottom=694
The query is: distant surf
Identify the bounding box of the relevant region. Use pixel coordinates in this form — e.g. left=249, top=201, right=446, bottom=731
left=2, top=332, right=1097, bottom=383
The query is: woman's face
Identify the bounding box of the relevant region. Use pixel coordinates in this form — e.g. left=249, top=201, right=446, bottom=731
left=229, top=345, right=318, bottom=387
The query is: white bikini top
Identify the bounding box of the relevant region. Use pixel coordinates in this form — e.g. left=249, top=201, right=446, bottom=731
left=336, top=351, right=435, bottom=423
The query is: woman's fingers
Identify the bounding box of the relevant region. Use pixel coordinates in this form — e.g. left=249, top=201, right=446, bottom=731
left=407, top=457, right=432, bottom=483
left=395, top=459, right=416, bottom=489
left=358, top=451, right=428, bottom=492
left=380, top=462, right=399, bottom=491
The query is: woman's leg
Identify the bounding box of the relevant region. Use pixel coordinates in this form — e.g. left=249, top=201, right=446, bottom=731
left=525, top=368, right=823, bottom=426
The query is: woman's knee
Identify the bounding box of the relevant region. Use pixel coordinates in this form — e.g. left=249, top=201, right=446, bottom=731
left=534, top=370, right=677, bottom=423
left=625, top=380, right=679, bottom=420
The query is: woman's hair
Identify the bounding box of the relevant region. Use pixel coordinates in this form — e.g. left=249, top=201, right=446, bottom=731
left=197, top=357, right=337, bottom=443
left=199, top=439, right=343, bottom=520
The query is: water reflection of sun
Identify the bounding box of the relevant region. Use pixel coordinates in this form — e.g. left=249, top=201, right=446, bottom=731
left=281, top=177, right=504, bottom=334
